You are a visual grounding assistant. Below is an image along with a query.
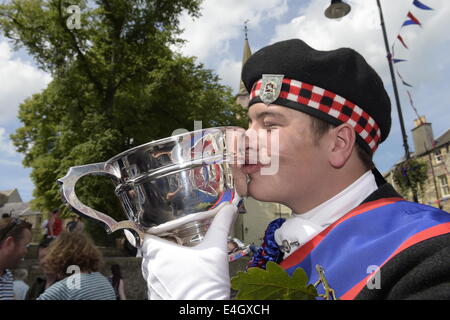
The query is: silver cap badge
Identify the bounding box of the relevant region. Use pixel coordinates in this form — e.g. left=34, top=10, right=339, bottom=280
left=260, top=74, right=284, bottom=105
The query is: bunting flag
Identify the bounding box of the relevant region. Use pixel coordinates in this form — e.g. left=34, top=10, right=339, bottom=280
left=397, top=35, right=409, bottom=49
left=406, top=90, right=421, bottom=120
left=392, top=0, right=435, bottom=126
left=397, top=70, right=413, bottom=87
left=413, top=0, right=433, bottom=11
left=402, top=11, right=422, bottom=27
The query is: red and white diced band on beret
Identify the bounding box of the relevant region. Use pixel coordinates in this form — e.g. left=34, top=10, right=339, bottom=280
left=250, top=77, right=382, bottom=154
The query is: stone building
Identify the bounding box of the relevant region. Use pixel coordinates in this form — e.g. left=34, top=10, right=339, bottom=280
left=0, top=188, right=23, bottom=205
left=384, top=116, right=450, bottom=212
left=0, top=189, right=43, bottom=242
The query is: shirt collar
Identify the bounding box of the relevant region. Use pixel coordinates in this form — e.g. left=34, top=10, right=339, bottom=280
left=275, top=170, right=378, bottom=257
left=297, top=170, right=378, bottom=226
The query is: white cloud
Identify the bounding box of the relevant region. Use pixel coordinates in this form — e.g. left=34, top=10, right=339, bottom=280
left=176, top=0, right=288, bottom=63
left=266, top=0, right=450, bottom=106
left=217, top=58, right=242, bottom=92
left=0, top=127, right=16, bottom=157
left=0, top=40, right=52, bottom=125
left=0, top=158, right=22, bottom=167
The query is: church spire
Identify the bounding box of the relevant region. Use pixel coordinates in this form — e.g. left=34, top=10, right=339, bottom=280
left=236, top=20, right=252, bottom=107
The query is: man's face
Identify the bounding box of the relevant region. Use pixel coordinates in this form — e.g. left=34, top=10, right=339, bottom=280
left=4, top=229, right=32, bottom=269
left=243, top=103, right=329, bottom=210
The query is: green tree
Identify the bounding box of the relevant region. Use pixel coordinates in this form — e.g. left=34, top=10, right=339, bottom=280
left=1, top=0, right=247, bottom=245
left=393, top=158, right=428, bottom=200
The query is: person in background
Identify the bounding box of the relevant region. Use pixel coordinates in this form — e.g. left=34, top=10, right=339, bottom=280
left=108, top=264, right=126, bottom=300
left=0, top=217, right=32, bottom=300
left=72, top=216, right=85, bottom=233
left=40, top=218, right=48, bottom=239
left=37, top=231, right=115, bottom=300
left=25, top=237, right=57, bottom=300
left=46, top=208, right=63, bottom=238
left=12, top=268, right=29, bottom=300
left=66, top=215, right=78, bottom=232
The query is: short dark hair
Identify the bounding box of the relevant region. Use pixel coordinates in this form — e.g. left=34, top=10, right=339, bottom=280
left=308, top=115, right=374, bottom=170
left=0, top=217, right=32, bottom=243
left=2, top=213, right=10, bottom=219
left=51, top=208, right=60, bottom=214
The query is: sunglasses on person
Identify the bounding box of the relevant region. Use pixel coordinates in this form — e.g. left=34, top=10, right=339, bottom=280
left=0, top=218, right=24, bottom=242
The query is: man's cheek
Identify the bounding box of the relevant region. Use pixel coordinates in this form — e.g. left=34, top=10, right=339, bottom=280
left=259, top=130, right=280, bottom=175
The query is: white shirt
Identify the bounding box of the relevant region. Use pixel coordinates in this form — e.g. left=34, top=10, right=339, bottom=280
left=274, top=170, right=378, bottom=258
left=13, top=280, right=29, bottom=300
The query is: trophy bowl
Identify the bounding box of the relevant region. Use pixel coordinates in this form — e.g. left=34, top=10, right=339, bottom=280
left=57, top=126, right=247, bottom=248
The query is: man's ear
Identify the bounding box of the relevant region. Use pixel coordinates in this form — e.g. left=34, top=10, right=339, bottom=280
left=328, top=123, right=356, bottom=168
left=0, top=236, right=15, bottom=251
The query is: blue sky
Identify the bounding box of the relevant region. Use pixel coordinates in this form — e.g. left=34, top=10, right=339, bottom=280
left=1, top=0, right=449, bottom=202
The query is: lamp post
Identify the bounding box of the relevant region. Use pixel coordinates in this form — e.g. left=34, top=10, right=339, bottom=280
left=324, top=0, right=410, bottom=161
left=324, top=0, right=418, bottom=202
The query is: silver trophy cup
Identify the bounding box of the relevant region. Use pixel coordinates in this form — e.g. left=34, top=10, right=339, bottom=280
left=57, top=127, right=248, bottom=248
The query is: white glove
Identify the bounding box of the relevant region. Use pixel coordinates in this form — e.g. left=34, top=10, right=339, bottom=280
left=141, top=203, right=238, bottom=300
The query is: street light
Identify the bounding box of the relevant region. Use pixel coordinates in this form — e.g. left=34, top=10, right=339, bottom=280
left=324, top=0, right=410, bottom=161
left=324, top=0, right=417, bottom=202
left=324, top=0, right=351, bottom=19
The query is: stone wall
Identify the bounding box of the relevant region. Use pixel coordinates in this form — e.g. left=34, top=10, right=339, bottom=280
left=15, top=245, right=250, bottom=300
left=17, top=245, right=147, bottom=300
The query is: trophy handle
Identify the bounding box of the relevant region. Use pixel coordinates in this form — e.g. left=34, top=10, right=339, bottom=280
left=57, top=162, right=145, bottom=247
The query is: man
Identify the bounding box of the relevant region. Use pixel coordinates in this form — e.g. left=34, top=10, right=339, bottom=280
left=73, top=216, right=85, bottom=233
left=47, top=208, right=62, bottom=238
left=25, top=237, right=57, bottom=300
left=66, top=215, right=78, bottom=232
left=141, top=39, right=450, bottom=300
left=0, top=217, right=32, bottom=300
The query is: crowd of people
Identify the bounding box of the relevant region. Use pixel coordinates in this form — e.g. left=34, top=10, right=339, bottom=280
left=0, top=210, right=127, bottom=300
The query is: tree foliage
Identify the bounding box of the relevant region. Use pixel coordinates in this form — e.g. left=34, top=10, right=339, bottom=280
left=393, top=158, right=428, bottom=199
left=0, top=0, right=247, bottom=245
left=231, top=262, right=318, bottom=300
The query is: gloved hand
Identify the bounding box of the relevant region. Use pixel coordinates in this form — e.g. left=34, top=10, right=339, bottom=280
left=141, top=203, right=238, bottom=300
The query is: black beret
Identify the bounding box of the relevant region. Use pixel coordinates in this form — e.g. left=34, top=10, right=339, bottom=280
left=242, top=39, right=391, bottom=154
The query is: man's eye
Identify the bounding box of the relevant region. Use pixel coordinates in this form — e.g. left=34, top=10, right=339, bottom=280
left=263, top=123, right=277, bottom=128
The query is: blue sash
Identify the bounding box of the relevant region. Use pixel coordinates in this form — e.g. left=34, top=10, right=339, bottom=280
left=279, top=198, right=450, bottom=299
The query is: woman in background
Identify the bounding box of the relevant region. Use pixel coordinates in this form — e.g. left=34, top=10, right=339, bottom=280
left=37, top=232, right=115, bottom=300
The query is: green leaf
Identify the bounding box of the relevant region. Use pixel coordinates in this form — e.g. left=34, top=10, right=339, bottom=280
left=231, top=261, right=318, bottom=300
left=392, top=158, right=428, bottom=198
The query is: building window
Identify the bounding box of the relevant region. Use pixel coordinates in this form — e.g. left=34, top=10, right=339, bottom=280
left=434, top=149, right=443, bottom=164
left=438, top=175, right=449, bottom=196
